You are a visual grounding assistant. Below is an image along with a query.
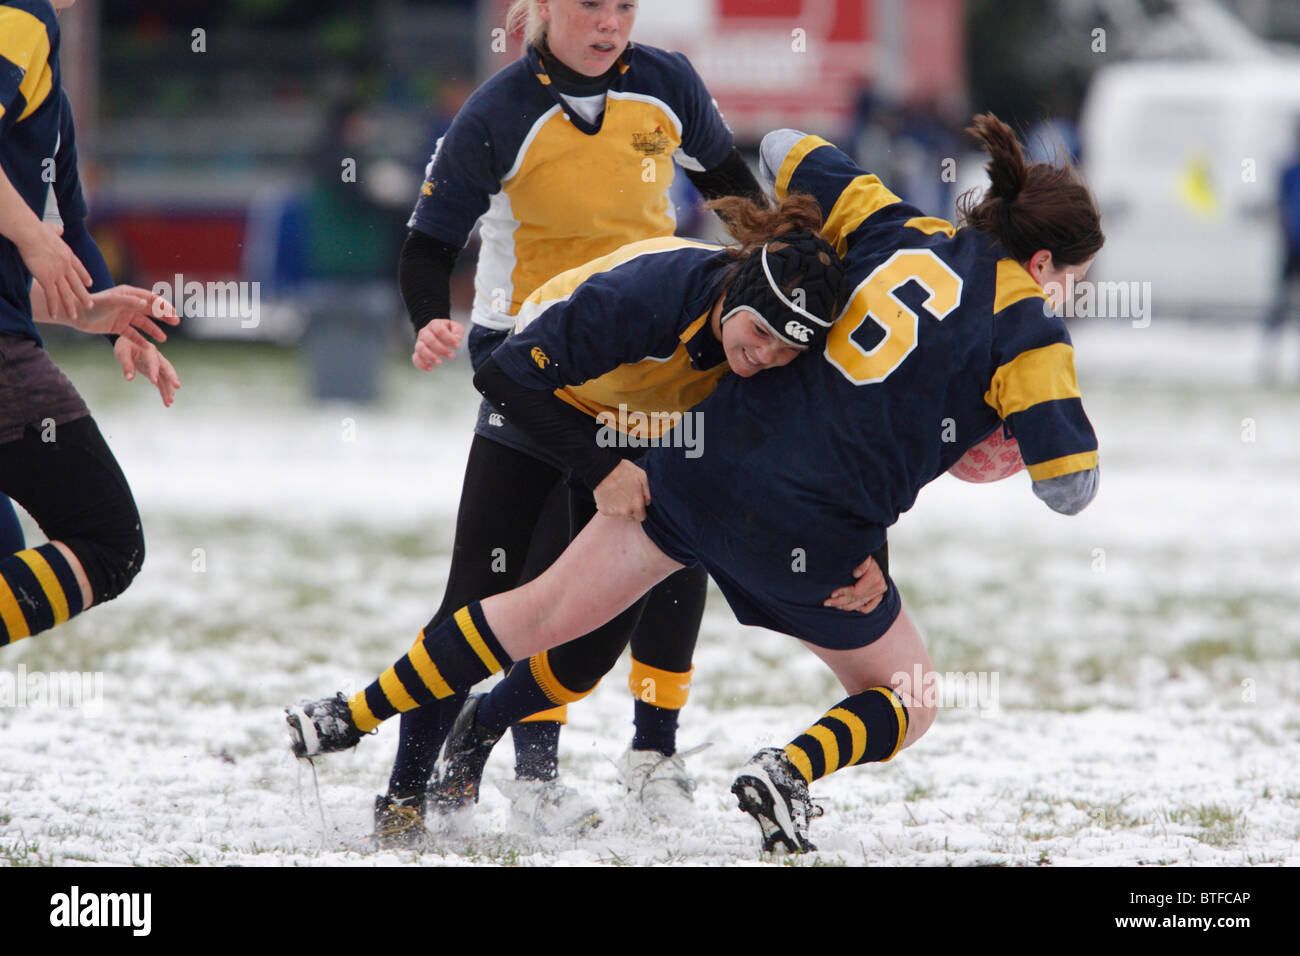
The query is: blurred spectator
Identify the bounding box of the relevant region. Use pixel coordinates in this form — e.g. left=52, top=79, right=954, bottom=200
left=1260, top=125, right=1300, bottom=382
left=299, top=99, right=407, bottom=402
left=847, top=86, right=962, bottom=218
left=1024, top=115, right=1081, bottom=166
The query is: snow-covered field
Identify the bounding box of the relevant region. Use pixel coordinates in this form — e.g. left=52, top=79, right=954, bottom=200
left=2, top=318, right=1298, bottom=867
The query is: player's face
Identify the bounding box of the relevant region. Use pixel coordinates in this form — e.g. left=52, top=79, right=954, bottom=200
left=721, top=311, right=804, bottom=378
left=51, top=0, right=78, bottom=10
left=540, top=0, right=636, bottom=78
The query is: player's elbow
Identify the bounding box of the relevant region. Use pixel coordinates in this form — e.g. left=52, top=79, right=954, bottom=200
left=1032, top=468, right=1099, bottom=515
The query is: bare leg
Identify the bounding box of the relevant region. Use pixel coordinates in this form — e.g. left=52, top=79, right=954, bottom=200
left=481, top=513, right=684, bottom=661
left=797, top=603, right=936, bottom=751
left=51, top=540, right=94, bottom=610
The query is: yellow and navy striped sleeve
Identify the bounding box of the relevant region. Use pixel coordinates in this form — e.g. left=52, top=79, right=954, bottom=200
left=0, top=0, right=57, bottom=126
left=985, top=260, right=1098, bottom=483
left=759, top=129, right=919, bottom=255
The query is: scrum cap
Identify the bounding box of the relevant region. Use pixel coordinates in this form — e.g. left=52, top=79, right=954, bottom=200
left=718, top=231, right=847, bottom=349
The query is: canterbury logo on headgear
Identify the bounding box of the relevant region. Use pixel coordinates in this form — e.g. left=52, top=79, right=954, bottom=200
left=784, top=320, right=813, bottom=343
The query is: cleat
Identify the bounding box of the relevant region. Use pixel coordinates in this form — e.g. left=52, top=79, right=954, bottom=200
left=285, top=693, right=363, bottom=758
left=429, top=694, right=500, bottom=812
left=615, top=745, right=703, bottom=824
left=372, top=793, right=431, bottom=851
left=730, top=747, right=822, bottom=854
left=495, top=777, right=602, bottom=837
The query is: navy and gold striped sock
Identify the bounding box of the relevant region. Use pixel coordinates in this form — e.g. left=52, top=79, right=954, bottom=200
left=0, top=545, right=86, bottom=646
left=629, top=658, right=693, bottom=755
left=784, top=686, right=909, bottom=783
left=348, top=602, right=510, bottom=733
left=479, top=650, right=590, bottom=734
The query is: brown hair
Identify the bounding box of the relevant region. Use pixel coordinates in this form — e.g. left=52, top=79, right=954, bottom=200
left=957, top=112, right=1104, bottom=267
left=705, top=194, right=842, bottom=310
left=706, top=192, right=827, bottom=259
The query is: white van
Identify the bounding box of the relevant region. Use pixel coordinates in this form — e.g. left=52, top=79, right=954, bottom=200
left=1080, top=59, right=1300, bottom=318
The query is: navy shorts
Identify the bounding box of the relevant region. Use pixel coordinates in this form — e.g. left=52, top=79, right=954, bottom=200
left=468, top=324, right=569, bottom=473
left=641, top=455, right=901, bottom=651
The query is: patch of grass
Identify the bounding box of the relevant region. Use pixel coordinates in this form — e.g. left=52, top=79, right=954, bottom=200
left=904, top=783, right=935, bottom=802
left=1165, top=803, right=1246, bottom=847
left=1171, top=638, right=1258, bottom=670
left=1070, top=795, right=1144, bottom=830
left=0, top=833, right=52, bottom=866
left=1073, top=653, right=1113, bottom=686
left=778, top=852, right=846, bottom=867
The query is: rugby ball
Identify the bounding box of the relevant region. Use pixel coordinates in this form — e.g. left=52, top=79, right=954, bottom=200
left=949, top=426, right=1025, bottom=483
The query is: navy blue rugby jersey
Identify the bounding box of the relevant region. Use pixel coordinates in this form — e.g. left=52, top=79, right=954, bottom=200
left=492, top=236, right=732, bottom=438
left=407, top=43, right=733, bottom=331
left=0, top=1, right=87, bottom=343
left=647, top=132, right=1099, bottom=552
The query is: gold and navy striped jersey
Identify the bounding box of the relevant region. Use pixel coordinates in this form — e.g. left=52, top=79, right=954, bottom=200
left=648, top=132, right=1099, bottom=553
left=491, top=237, right=732, bottom=439
left=407, top=43, right=733, bottom=331
left=1, top=0, right=86, bottom=341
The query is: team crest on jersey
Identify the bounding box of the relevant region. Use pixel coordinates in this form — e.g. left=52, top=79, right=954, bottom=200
left=420, top=180, right=434, bottom=196
left=531, top=347, right=550, bottom=369
left=784, top=320, right=812, bottom=343
left=631, top=125, right=670, bottom=156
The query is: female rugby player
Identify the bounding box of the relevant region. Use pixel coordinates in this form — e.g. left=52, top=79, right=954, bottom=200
left=1, top=0, right=179, bottom=653
left=295, top=113, right=1102, bottom=854
left=385, top=0, right=766, bottom=841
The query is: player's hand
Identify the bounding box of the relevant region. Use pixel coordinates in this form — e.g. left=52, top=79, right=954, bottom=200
left=823, top=554, right=887, bottom=614
left=113, top=337, right=181, bottom=407
left=594, top=460, right=651, bottom=521
left=65, top=285, right=179, bottom=346
left=16, top=221, right=95, bottom=320
left=412, top=318, right=463, bottom=370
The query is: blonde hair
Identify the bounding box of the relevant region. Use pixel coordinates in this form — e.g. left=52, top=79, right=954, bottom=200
left=506, top=0, right=547, bottom=47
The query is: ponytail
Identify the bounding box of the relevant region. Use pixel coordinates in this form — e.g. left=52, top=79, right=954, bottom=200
left=957, top=112, right=1104, bottom=267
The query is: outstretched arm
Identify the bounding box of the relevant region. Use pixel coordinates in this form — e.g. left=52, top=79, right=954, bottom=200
left=31, top=280, right=178, bottom=346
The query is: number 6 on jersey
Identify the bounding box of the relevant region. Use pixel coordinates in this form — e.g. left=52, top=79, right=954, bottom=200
left=825, top=249, right=963, bottom=385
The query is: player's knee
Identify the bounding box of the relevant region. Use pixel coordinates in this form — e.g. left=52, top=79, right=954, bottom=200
left=907, top=698, right=938, bottom=744
left=65, top=518, right=145, bottom=605
left=544, top=647, right=610, bottom=698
